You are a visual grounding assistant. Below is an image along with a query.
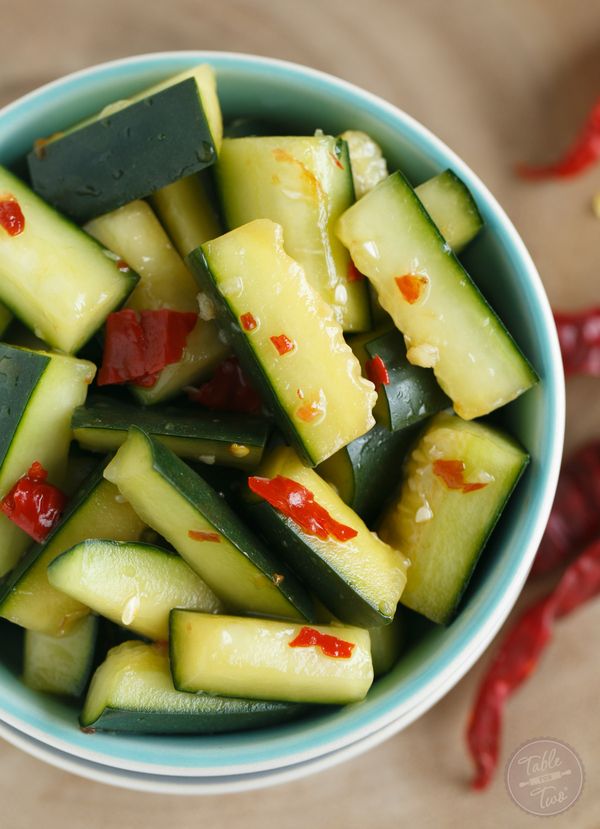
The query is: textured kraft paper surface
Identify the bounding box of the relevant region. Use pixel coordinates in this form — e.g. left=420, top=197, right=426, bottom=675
left=0, top=1, right=598, bottom=826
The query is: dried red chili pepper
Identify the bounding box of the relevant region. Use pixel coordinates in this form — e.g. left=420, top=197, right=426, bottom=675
left=433, top=459, right=489, bottom=494
left=516, top=97, right=600, bottom=179
left=188, top=530, right=221, bottom=543
left=365, top=354, right=390, bottom=390
left=0, top=195, right=25, bottom=236
left=0, top=462, right=66, bottom=542
left=554, top=307, right=600, bottom=377
left=466, top=538, right=600, bottom=790
left=531, top=440, right=600, bottom=577
left=187, top=357, right=262, bottom=415
left=270, top=334, right=295, bottom=356
left=248, top=475, right=358, bottom=542
left=289, top=626, right=355, bottom=658
left=97, top=309, right=197, bottom=387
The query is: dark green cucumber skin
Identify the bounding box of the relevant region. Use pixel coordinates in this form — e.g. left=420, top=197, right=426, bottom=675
left=143, top=430, right=315, bottom=621
left=72, top=396, right=271, bottom=460
left=80, top=700, right=306, bottom=734
left=187, top=249, right=315, bottom=466
left=319, top=423, right=421, bottom=525
left=240, top=498, right=391, bottom=628
left=64, top=615, right=99, bottom=699
left=0, top=344, right=49, bottom=469
left=429, top=454, right=530, bottom=625
left=28, top=79, right=216, bottom=223
left=354, top=327, right=450, bottom=431
left=0, top=458, right=108, bottom=611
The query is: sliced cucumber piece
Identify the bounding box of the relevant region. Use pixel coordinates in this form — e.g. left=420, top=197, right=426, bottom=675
left=48, top=539, right=222, bottom=641
left=0, top=344, right=95, bottom=575
left=85, top=199, right=229, bottom=404
left=415, top=170, right=483, bottom=253
left=217, top=135, right=370, bottom=331
left=81, top=640, right=303, bottom=733
left=350, top=325, right=450, bottom=431
left=152, top=172, right=222, bottom=258
left=0, top=460, right=146, bottom=635
left=104, top=428, right=314, bottom=621
left=369, top=612, right=405, bottom=677
left=337, top=172, right=538, bottom=419
left=244, top=446, right=407, bottom=627
left=23, top=615, right=98, bottom=697
left=72, top=396, right=270, bottom=471
left=339, top=130, right=388, bottom=198
left=317, top=422, right=418, bottom=523
left=378, top=412, right=529, bottom=624
left=0, top=167, right=138, bottom=354
left=188, top=219, right=376, bottom=466
left=28, top=67, right=221, bottom=223
left=170, top=610, right=373, bottom=704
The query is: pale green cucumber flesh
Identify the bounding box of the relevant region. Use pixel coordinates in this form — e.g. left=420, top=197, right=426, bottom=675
left=47, top=539, right=222, bottom=641
left=23, top=615, right=98, bottom=697
left=415, top=169, right=483, bottom=253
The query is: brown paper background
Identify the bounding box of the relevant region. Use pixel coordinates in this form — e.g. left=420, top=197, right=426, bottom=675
left=0, top=1, right=599, bottom=826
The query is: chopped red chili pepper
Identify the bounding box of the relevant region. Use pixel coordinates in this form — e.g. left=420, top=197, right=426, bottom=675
left=532, top=440, right=600, bottom=577
left=516, top=97, right=600, bottom=179
left=240, top=312, right=257, bottom=332
left=188, top=530, right=221, bottom=543
left=270, top=334, right=295, bottom=356
left=329, top=151, right=344, bottom=170
left=289, top=626, right=355, bottom=658
left=0, top=195, right=25, bottom=236
left=554, top=307, right=600, bottom=377
left=0, top=462, right=66, bottom=542
left=433, top=459, right=488, bottom=493
left=365, top=354, right=390, bottom=390
left=248, top=475, right=358, bottom=542
left=347, top=260, right=365, bottom=282
left=187, top=357, right=262, bottom=415
left=395, top=274, right=428, bottom=304
left=467, top=538, right=600, bottom=790
left=97, top=309, right=197, bottom=387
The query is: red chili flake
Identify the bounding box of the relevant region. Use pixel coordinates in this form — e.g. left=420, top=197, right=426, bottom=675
left=188, top=530, right=221, bottom=543
left=289, top=626, right=355, bottom=659
left=296, top=400, right=324, bottom=423
left=531, top=440, right=600, bottom=577
left=97, top=309, right=197, bottom=387
left=466, top=538, right=600, bottom=789
left=432, top=459, right=488, bottom=493
left=395, top=274, right=428, bottom=304
left=329, top=151, right=344, bottom=170
left=270, top=334, right=295, bottom=356
left=240, top=312, right=257, bottom=332
left=554, top=307, right=600, bottom=377
left=248, top=475, right=358, bottom=542
left=0, top=462, right=66, bottom=542
left=187, top=357, right=262, bottom=415
left=0, top=195, right=25, bottom=237
left=116, top=258, right=130, bottom=273
left=365, top=354, right=390, bottom=390
left=516, top=97, right=600, bottom=179
left=347, top=260, right=365, bottom=282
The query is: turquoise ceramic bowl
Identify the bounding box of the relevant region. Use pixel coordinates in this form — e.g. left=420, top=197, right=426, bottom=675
left=0, top=52, right=564, bottom=787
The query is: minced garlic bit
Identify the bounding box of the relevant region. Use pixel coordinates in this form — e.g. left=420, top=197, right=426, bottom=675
left=121, top=594, right=140, bottom=627
left=407, top=343, right=440, bottom=368
left=229, top=443, right=250, bottom=458
left=197, top=292, right=216, bottom=321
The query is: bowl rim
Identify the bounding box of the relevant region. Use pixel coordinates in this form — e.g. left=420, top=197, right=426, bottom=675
left=0, top=50, right=565, bottom=782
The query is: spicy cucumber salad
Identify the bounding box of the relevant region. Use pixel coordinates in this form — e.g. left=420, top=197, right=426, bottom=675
left=0, top=65, right=537, bottom=735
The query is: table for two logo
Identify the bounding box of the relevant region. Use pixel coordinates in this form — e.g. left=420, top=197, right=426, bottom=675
left=505, top=738, right=584, bottom=817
